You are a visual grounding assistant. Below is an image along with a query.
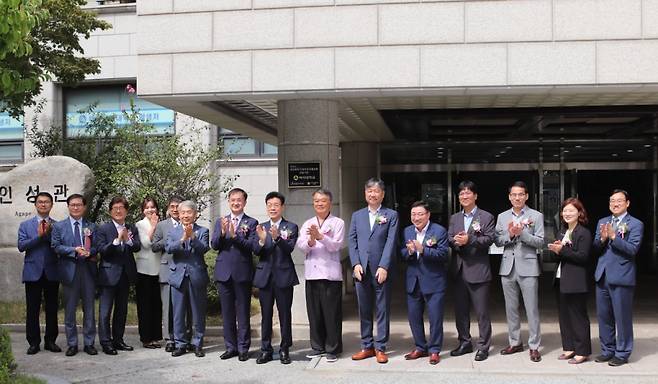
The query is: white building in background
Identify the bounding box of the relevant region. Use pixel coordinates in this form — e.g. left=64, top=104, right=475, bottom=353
left=2, top=0, right=658, bottom=321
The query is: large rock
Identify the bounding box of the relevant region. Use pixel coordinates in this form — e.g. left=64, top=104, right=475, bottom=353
left=0, top=156, right=94, bottom=302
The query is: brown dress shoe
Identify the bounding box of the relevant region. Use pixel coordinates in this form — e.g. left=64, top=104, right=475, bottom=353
left=529, top=349, right=541, bottom=362
left=404, top=349, right=428, bottom=360
left=500, top=344, right=524, bottom=355
left=375, top=350, right=388, bottom=364
left=351, top=348, right=376, bottom=361
left=429, top=353, right=440, bottom=365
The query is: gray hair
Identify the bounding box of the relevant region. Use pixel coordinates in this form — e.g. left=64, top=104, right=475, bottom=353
left=178, top=200, right=197, bottom=212
left=312, top=188, right=333, bottom=202
left=364, top=177, right=385, bottom=191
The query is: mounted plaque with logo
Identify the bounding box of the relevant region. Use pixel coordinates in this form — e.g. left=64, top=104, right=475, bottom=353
left=288, top=162, right=321, bottom=188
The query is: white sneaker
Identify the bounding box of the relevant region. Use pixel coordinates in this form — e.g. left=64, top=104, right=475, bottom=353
left=325, top=353, right=338, bottom=362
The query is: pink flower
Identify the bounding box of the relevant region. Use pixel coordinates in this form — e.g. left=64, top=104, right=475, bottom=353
left=125, top=84, right=136, bottom=94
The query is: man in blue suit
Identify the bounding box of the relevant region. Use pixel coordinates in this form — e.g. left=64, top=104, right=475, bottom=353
left=166, top=200, right=210, bottom=358
left=211, top=188, right=258, bottom=361
left=400, top=201, right=449, bottom=365
left=94, top=196, right=141, bottom=355
left=593, top=189, right=644, bottom=367
left=253, top=192, right=299, bottom=365
left=51, top=193, right=98, bottom=357
left=17, top=192, right=61, bottom=355
left=349, top=178, right=399, bottom=364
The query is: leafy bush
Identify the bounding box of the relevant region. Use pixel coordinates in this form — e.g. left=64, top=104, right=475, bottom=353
left=204, top=250, right=220, bottom=314
left=0, top=326, right=15, bottom=384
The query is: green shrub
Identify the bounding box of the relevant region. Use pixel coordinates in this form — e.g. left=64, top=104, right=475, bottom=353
left=204, top=250, right=220, bottom=313
left=0, top=325, right=15, bottom=384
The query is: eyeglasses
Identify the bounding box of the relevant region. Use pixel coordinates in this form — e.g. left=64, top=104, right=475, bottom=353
left=509, top=193, right=527, bottom=198
left=458, top=191, right=474, bottom=197
left=609, top=199, right=626, bottom=204
left=68, top=203, right=84, bottom=208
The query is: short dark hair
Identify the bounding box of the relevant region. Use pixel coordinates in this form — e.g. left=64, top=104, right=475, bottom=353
left=265, top=191, right=285, bottom=205
left=141, top=196, right=159, bottom=212
left=35, top=192, right=53, bottom=204
left=109, top=196, right=129, bottom=211
left=457, top=180, right=477, bottom=195
left=228, top=188, right=248, bottom=201
left=168, top=195, right=183, bottom=205
left=313, top=188, right=333, bottom=202
left=410, top=200, right=430, bottom=212
left=364, top=177, right=385, bottom=191
left=560, top=197, right=589, bottom=226
left=67, top=194, right=86, bottom=206
left=611, top=189, right=629, bottom=201
left=509, top=181, right=528, bottom=194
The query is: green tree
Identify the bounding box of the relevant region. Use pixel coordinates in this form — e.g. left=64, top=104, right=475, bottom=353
left=1, top=0, right=110, bottom=118
left=26, top=99, right=237, bottom=223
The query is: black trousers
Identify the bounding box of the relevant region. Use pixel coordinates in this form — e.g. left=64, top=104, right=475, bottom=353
left=98, top=272, right=130, bottom=347
left=259, top=280, right=293, bottom=352
left=25, top=273, right=59, bottom=346
left=306, top=279, right=342, bottom=355
left=136, top=273, right=163, bottom=343
left=453, top=273, right=492, bottom=351
left=557, top=288, right=592, bottom=356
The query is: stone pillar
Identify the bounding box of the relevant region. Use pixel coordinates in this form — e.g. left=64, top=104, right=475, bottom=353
left=277, top=99, right=340, bottom=325
left=339, top=142, right=379, bottom=294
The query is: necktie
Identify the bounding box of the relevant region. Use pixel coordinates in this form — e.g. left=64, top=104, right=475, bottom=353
left=41, top=219, right=47, bottom=233
left=73, top=221, right=82, bottom=247
left=612, top=217, right=619, bottom=231
left=233, top=217, right=239, bottom=229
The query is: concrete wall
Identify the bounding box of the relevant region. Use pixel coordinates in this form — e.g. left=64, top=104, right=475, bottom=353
left=137, top=0, right=658, bottom=97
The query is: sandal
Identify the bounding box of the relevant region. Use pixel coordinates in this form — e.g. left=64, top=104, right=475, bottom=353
left=568, top=355, right=589, bottom=364
left=558, top=351, right=575, bottom=360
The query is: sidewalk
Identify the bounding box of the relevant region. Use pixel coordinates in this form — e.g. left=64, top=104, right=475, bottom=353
left=8, top=317, right=658, bottom=384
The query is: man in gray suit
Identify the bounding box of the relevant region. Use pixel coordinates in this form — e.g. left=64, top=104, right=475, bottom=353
left=448, top=181, right=495, bottom=362
left=494, top=181, right=544, bottom=362
left=151, top=196, right=191, bottom=352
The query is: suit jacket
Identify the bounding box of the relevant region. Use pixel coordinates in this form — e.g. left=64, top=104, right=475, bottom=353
left=94, top=221, right=141, bottom=287
left=400, top=222, right=449, bottom=294
left=553, top=224, right=592, bottom=293
left=593, top=213, right=643, bottom=287
left=17, top=216, right=59, bottom=282
left=495, top=207, right=544, bottom=277
left=448, top=208, right=495, bottom=283
left=253, top=219, right=300, bottom=289
left=51, top=217, right=98, bottom=286
left=165, top=223, right=210, bottom=290
left=151, top=218, right=177, bottom=283
left=348, top=207, right=399, bottom=275
left=211, top=214, right=258, bottom=283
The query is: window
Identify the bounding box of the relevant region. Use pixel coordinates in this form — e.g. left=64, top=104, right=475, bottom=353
left=64, top=85, right=175, bottom=137
left=0, top=112, right=24, bottom=162
left=219, top=128, right=277, bottom=158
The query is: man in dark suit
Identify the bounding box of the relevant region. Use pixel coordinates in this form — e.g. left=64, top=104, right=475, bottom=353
left=166, top=200, right=210, bottom=358
left=253, top=191, right=299, bottom=365
left=51, top=194, right=98, bottom=357
left=151, top=195, right=192, bottom=353
left=592, top=189, right=644, bottom=367
left=94, top=196, right=141, bottom=355
left=400, top=200, right=449, bottom=365
left=349, top=178, right=399, bottom=364
left=17, top=192, right=61, bottom=354
left=448, top=181, right=495, bottom=361
left=211, top=188, right=258, bottom=361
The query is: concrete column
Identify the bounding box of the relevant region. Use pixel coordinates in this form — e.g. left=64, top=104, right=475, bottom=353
left=277, top=99, right=340, bottom=325
left=339, top=141, right=379, bottom=294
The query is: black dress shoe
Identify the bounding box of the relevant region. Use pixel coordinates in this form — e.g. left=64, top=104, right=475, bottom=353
left=83, top=345, right=98, bottom=355
left=171, top=348, right=186, bottom=357
left=27, top=345, right=40, bottom=355
left=608, top=357, right=628, bottom=367
left=65, top=346, right=78, bottom=356
left=113, top=341, right=134, bottom=351
left=595, top=354, right=614, bottom=363
left=220, top=350, right=239, bottom=360
left=474, top=349, right=489, bottom=361
left=194, top=346, right=205, bottom=358
left=238, top=352, right=249, bottom=361
left=165, top=342, right=175, bottom=353
left=256, top=351, right=273, bottom=364
left=44, top=342, right=61, bottom=352
left=450, top=343, right=473, bottom=357
left=102, top=345, right=118, bottom=355
left=186, top=344, right=195, bottom=352
left=280, top=350, right=291, bottom=365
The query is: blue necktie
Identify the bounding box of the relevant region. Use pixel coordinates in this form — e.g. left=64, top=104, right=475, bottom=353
left=73, top=221, right=82, bottom=247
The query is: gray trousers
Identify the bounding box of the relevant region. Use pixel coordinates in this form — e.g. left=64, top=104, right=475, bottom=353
left=63, top=264, right=96, bottom=347
left=501, top=265, right=541, bottom=350
left=161, top=283, right=192, bottom=342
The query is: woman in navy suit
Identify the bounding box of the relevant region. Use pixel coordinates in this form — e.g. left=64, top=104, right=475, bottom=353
left=548, top=197, right=592, bottom=364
